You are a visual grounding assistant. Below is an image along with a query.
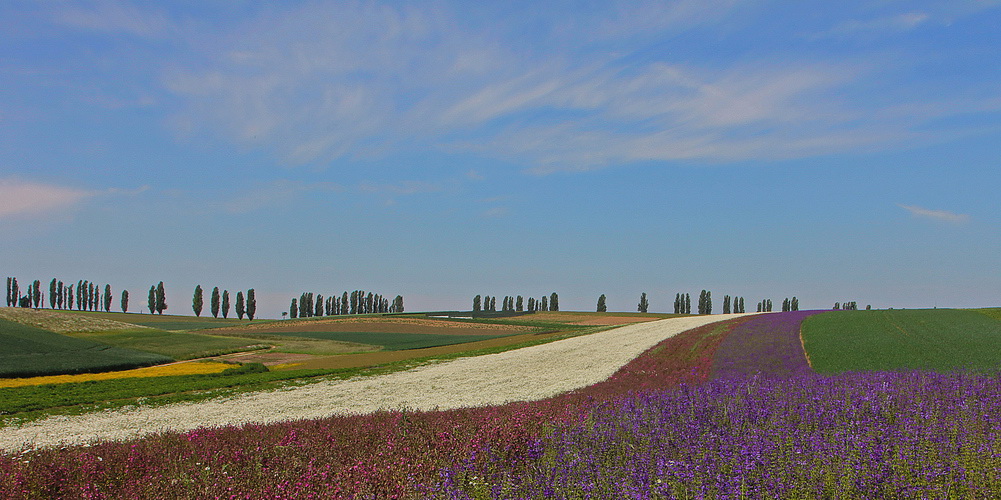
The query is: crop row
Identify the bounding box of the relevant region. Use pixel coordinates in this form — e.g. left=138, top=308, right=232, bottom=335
left=0, top=361, right=235, bottom=389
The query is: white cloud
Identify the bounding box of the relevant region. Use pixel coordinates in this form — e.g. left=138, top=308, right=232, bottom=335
left=898, top=204, right=970, bottom=224
left=0, top=178, right=95, bottom=219
left=161, top=2, right=1001, bottom=174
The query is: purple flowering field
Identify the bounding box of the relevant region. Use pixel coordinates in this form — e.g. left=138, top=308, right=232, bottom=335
left=5, top=311, right=1001, bottom=498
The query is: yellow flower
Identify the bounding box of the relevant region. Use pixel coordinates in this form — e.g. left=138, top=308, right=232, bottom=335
left=0, top=361, right=235, bottom=388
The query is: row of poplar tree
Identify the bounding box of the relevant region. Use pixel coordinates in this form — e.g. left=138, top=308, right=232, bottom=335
left=191, top=286, right=257, bottom=320
left=289, top=290, right=404, bottom=319
left=472, top=293, right=559, bottom=312
left=6, top=276, right=131, bottom=313
left=597, top=292, right=796, bottom=315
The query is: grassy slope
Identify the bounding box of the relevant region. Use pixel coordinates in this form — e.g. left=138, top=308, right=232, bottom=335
left=0, top=316, right=622, bottom=426
left=54, top=310, right=266, bottom=330
left=802, top=309, right=1001, bottom=373
left=0, top=319, right=172, bottom=377
left=64, top=329, right=266, bottom=360
left=231, top=330, right=513, bottom=351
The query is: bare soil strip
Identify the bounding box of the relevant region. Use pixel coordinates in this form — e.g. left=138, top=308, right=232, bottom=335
left=0, top=314, right=752, bottom=452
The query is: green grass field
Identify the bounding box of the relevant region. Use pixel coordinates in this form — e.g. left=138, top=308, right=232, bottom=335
left=802, top=309, right=1001, bottom=373
left=55, top=310, right=265, bottom=330
left=64, top=329, right=266, bottom=360
left=972, top=308, right=1001, bottom=322
left=0, top=319, right=172, bottom=377
left=232, top=330, right=514, bottom=351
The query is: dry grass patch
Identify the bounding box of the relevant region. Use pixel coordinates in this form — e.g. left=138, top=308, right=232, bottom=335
left=0, top=307, right=152, bottom=334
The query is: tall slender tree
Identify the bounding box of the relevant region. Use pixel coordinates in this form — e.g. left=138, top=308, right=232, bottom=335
left=247, top=289, right=256, bottom=321
left=211, top=287, right=220, bottom=318
left=155, top=281, right=167, bottom=314
left=148, top=286, right=156, bottom=314
left=66, top=284, right=73, bottom=310
left=121, top=289, right=129, bottom=313
left=57, top=280, right=64, bottom=309
left=31, top=280, right=41, bottom=308
left=394, top=295, right=404, bottom=313
left=685, top=293, right=691, bottom=314
left=637, top=293, right=649, bottom=313
left=341, top=292, right=348, bottom=316
left=5, top=277, right=11, bottom=307
left=550, top=292, right=559, bottom=311
left=235, top=291, right=245, bottom=320
left=49, top=279, right=57, bottom=310
left=723, top=295, right=731, bottom=314
left=192, top=285, right=204, bottom=317
left=104, top=284, right=112, bottom=312
left=314, top=292, right=322, bottom=318
left=597, top=294, right=607, bottom=313
left=290, top=298, right=298, bottom=319
left=222, top=290, right=230, bottom=318
left=791, top=297, right=799, bottom=311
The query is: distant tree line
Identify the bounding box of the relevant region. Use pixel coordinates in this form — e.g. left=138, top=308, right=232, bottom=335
left=781, top=297, right=800, bottom=312
left=6, top=276, right=127, bottom=313
left=834, top=301, right=859, bottom=311
left=722, top=295, right=746, bottom=314
left=290, top=290, right=404, bottom=319
left=192, top=286, right=257, bottom=320
left=474, top=293, right=557, bottom=313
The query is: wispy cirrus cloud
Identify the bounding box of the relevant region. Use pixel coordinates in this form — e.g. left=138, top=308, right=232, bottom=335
left=158, top=1, right=1001, bottom=174
left=898, top=204, right=970, bottom=223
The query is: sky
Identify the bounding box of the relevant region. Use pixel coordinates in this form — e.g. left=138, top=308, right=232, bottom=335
left=2, top=0, right=1000, bottom=318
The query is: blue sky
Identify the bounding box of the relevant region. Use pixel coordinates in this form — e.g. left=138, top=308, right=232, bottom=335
left=2, top=0, right=999, bottom=317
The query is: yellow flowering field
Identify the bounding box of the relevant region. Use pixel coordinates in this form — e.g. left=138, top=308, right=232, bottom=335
left=0, top=361, right=234, bottom=388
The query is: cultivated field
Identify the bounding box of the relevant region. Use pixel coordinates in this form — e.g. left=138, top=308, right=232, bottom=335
left=7, top=308, right=1001, bottom=497
left=802, top=308, right=1001, bottom=373
left=0, top=313, right=748, bottom=451
left=0, top=318, right=171, bottom=378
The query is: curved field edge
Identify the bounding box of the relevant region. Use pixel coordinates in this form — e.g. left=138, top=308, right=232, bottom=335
left=0, top=320, right=627, bottom=428
left=802, top=308, right=1001, bottom=374
left=0, top=315, right=755, bottom=498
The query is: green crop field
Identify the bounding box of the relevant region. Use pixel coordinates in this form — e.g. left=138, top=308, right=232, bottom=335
left=65, top=329, right=265, bottom=360
left=802, top=309, right=1001, bottom=373
left=0, top=319, right=172, bottom=377
left=232, top=330, right=514, bottom=351
left=55, top=311, right=264, bottom=330
left=973, top=308, right=1001, bottom=322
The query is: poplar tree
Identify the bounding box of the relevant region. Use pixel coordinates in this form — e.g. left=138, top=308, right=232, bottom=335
left=685, top=293, right=691, bottom=314
left=31, top=280, right=40, bottom=308
left=541, top=295, right=548, bottom=311
left=235, top=291, right=245, bottom=320
left=489, top=296, right=496, bottom=311
left=550, top=292, right=559, bottom=311
left=66, top=284, right=73, bottom=310
left=148, top=286, right=156, bottom=314
left=393, top=295, right=404, bottom=313
left=49, top=279, right=57, bottom=309
left=290, top=298, right=298, bottom=319
left=637, top=293, right=649, bottom=313
left=222, top=290, right=230, bottom=318
left=314, top=293, right=322, bottom=318
left=597, top=294, right=607, bottom=313
left=104, top=284, right=112, bottom=312
left=723, top=295, right=731, bottom=314
left=121, top=289, right=129, bottom=313
left=193, top=285, right=204, bottom=317
left=5, top=277, right=11, bottom=307
left=341, top=292, right=348, bottom=316
left=57, top=281, right=64, bottom=309
left=791, top=297, right=799, bottom=311
left=211, top=287, right=220, bottom=318
left=155, top=281, right=167, bottom=314
left=247, top=289, right=256, bottom=320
